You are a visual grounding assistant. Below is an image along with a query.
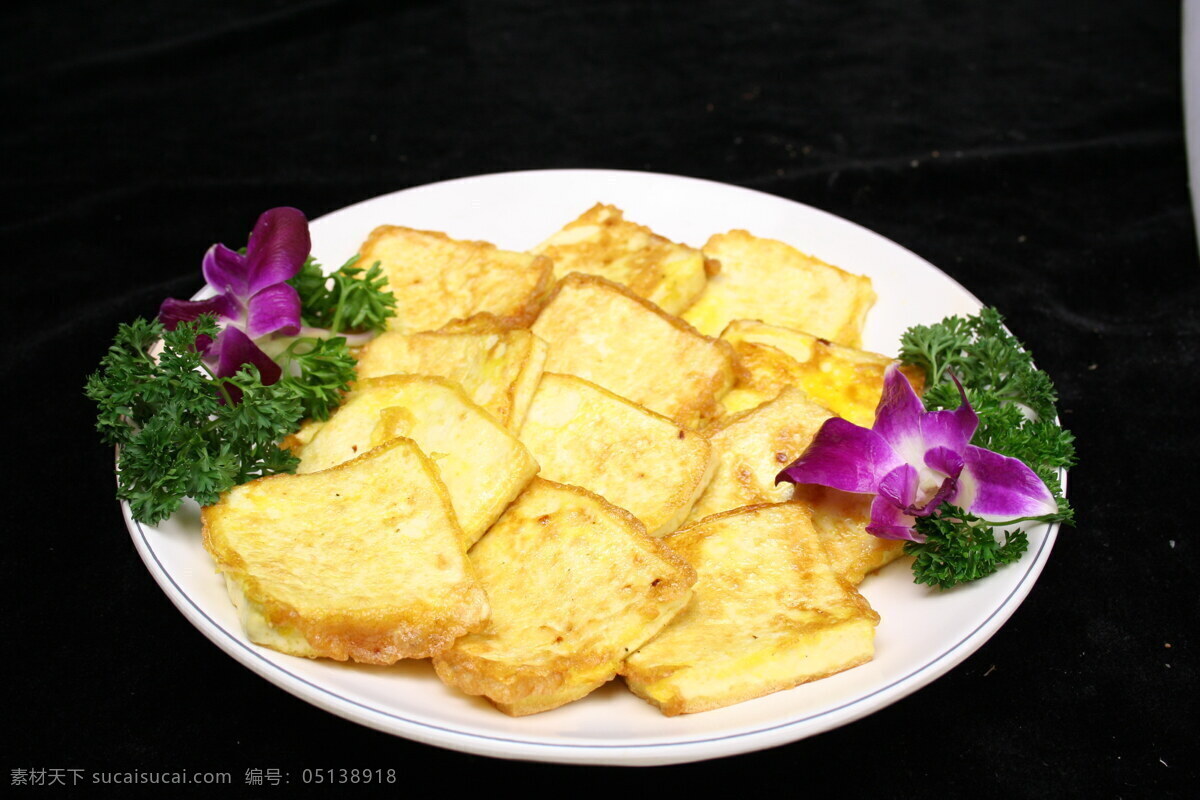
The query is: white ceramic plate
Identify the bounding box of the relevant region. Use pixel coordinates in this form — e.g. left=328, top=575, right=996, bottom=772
left=126, top=169, right=1061, bottom=766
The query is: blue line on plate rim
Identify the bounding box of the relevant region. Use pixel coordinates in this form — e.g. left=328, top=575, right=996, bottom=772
left=133, top=512, right=1054, bottom=752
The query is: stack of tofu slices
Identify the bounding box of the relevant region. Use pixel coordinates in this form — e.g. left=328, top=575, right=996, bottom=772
left=201, top=203, right=924, bottom=717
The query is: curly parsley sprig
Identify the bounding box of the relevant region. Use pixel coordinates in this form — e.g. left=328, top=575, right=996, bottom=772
left=273, top=335, right=358, bottom=422
left=288, top=254, right=396, bottom=334
left=89, top=207, right=400, bottom=525
left=899, top=308, right=1076, bottom=589
left=86, top=317, right=302, bottom=525
left=89, top=256, right=397, bottom=525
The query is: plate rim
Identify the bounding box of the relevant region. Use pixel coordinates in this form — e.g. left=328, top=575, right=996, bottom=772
left=129, top=509, right=1059, bottom=765
left=123, top=168, right=1064, bottom=766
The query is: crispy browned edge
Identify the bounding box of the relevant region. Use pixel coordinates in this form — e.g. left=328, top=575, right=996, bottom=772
left=343, top=372, right=538, bottom=541
left=431, top=478, right=698, bottom=715
left=348, top=372, right=499, bottom=407
left=359, top=224, right=555, bottom=331
left=279, top=429, right=311, bottom=453
left=428, top=317, right=548, bottom=431
left=534, top=272, right=739, bottom=428
left=704, top=228, right=871, bottom=276
left=535, top=203, right=721, bottom=308
left=672, top=502, right=879, bottom=627
left=433, top=310, right=532, bottom=334
left=622, top=502, right=879, bottom=715
left=311, top=371, right=525, bottom=451
left=526, top=373, right=714, bottom=534
left=701, top=229, right=876, bottom=347
left=720, top=320, right=928, bottom=397
left=351, top=318, right=547, bottom=431
left=201, top=438, right=488, bottom=665
left=538, top=203, right=707, bottom=259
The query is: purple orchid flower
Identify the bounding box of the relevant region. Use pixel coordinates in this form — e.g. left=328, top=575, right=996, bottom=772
left=158, top=207, right=310, bottom=382
left=776, top=364, right=1057, bottom=543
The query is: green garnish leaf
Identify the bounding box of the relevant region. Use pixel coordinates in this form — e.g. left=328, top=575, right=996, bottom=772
left=85, top=317, right=302, bottom=525
left=275, top=335, right=358, bottom=421
left=899, top=307, right=1076, bottom=589
left=289, top=254, right=397, bottom=334
left=905, top=511, right=1029, bottom=590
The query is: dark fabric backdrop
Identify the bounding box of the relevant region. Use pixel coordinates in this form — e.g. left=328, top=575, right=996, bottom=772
left=5, top=0, right=1196, bottom=795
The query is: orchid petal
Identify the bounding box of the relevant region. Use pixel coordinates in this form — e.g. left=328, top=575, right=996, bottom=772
left=212, top=326, right=282, bottom=385
left=955, top=444, right=1058, bottom=519
left=776, top=417, right=904, bottom=494
left=917, top=478, right=959, bottom=515
left=920, top=407, right=977, bottom=456
left=244, top=207, right=310, bottom=294
left=876, top=463, right=919, bottom=509
left=202, top=243, right=250, bottom=296
left=923, top=445, right=965, bottom=479
left=921, top=445, right=963, bottom=506
left=877, top=455, right=959, bottom=519
left=158, top=294, right=238, bottom=330
left=872, top=364, right=928, bottom=465
left=921, top=373, right=979, bottom=455
left=245, top=283, right=302, bottom=338
left=866, top=492, right=924, bottom=542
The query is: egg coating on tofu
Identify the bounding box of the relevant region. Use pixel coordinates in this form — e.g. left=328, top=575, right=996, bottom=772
left=519, top=373, right=715, bottom=538
left=620, top=503, right=879, bottom=716
left=432, top=478, right=697, bottom=716
left=685, top=387, right=833, bottom=525
left=531, top=203, right=716, bottom=315
left=530, top=273, right=736, bottom=429
left=354, top=322, right=548, bottom=431
left=790, top=485, right=906, bottom=586
left=359, top=225, right=554, bottom=333
left=685, top=386, right=904, bottom=582
left=682, top=229, right=875, bottom=347
left=719, top=319, right=925, bottom=424
left=202, top=438, right=489, bottom=665
left=292, top=375, right=539, bottom=546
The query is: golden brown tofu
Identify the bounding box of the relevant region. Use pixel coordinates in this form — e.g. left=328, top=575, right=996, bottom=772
left=432, top=479, right=696, bottom=716
left=719, top=319, right=925, bottom=423
left=202, top=438, right=489, bottom=664
left=519, top=373, right=715, bottom=537
left=685, top=387, right=833, bottom=524
left=359, top=225, right=553, bottom=333
left=530, top=273, right=736, bottom=429
left=683, top=230, right=875, bottom=347
left=279, top=417, right=324, bottom=453
left=789, top=485, right=907, bottom=585
left=353, top=322, right=548, bottom=430
left=294, top=376, right=538, bottom=546
left=531, top=203, right=716, bottom=314
left=621, top=503, right=879, bottom=715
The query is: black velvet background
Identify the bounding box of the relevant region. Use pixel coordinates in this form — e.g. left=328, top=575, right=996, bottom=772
left=5, top=0, right=1196, bottom=795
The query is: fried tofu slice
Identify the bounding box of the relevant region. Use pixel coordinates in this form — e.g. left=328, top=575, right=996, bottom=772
left=790, top=485, right=907, bottom=585
left=432, top=479, right=696, bottom=716
left=519, top=373, right=715, bottom=537
left=684, top=387, right=833, bottom=525
left=292, top=376, right=538, bottom=546
left=353, top=321, right=548, bottom=430
left=202, top=438, right=489, bottom=664
left=530, top=203, right=716, bottom=314
left=720, top=319, right=925, bottom=422
left=530, top=273, right=736, bottom=429
left=689, top=384, right=904, bottom=588
left=279, top=417, right=325, bottom=454
left=682, top=230, right=875, bottom=347
left=621, top=503, right=879, bottom=715
left=359, top=225, right=554, bottom=333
